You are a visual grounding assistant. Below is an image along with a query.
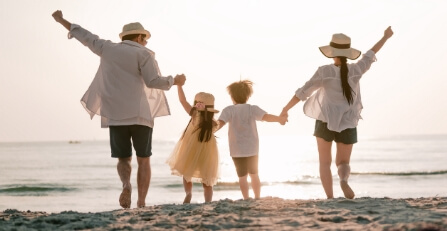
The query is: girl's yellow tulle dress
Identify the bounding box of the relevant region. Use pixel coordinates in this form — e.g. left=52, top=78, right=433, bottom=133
left=167, top=112, right=219, bottom=186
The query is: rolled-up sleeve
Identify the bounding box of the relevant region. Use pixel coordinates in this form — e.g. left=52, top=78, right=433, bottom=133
left=354, top=50, right=377, bottom=75
left=68, top=24, right=108, bottom=56
left=295, top=68, right=323, bottom=101
left=140, top=52, right=174, bottom=90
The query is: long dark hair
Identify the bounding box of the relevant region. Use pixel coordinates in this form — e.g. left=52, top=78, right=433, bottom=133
left=339, top=57, right=354, bottom=105
left=182, top=102, right=215, bottom=142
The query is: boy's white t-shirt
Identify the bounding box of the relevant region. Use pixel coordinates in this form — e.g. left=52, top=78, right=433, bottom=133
left=218, top=104, right=266, bottom=157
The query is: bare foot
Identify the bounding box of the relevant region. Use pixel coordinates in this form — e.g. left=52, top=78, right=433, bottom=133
left=340, top=180, right=355, bottom=199
left=183, top=193, right=192, bottom=204
left=119, top=186, right=132, bottom=208
left=137, top=202, right=145, bottom=208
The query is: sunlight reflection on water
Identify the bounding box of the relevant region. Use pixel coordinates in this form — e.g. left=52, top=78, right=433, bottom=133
left=218, top=135, right=321, bottom=184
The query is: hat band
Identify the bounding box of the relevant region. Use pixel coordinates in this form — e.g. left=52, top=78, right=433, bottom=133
left=330, top=42, right=351, bottom=49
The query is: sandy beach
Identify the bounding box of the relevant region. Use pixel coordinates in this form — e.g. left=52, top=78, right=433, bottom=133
left=1, top=197, right=446, bottom=230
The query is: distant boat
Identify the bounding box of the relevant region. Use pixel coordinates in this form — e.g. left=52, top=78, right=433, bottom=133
left=69, top=140, right=81, bottom=144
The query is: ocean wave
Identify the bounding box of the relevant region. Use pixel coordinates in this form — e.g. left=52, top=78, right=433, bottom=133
left=352, top=170, right=447, bottom=176
left=0, top=185, right=75, bottom=196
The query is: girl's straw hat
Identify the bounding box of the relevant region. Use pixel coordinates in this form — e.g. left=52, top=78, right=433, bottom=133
left=119, top=22, right=151, bottom=40
left=319, top=33, right=361, bottom=60
left=194, top=92, right=219, bottom=113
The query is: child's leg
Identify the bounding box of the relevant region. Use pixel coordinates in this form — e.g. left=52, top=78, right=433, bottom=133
left=248, top=155, right=260, bottom=199
left=232, top=157, right=250, bottom=200
left=238, top=175, right=250, bottom=199
left=202, top=184, right=213, bottom=202
left=183, top=177, right=192, bottom=204
left=249, top=173, right=261, bottom=199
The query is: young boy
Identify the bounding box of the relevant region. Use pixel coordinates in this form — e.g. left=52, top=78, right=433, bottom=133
left=217, top=80, right=286, bottom=200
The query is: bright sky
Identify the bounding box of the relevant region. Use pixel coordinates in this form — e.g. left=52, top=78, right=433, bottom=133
left=1, top=0, right=446, bottom=142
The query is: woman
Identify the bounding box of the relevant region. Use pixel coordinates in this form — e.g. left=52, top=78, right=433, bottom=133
left=281, top=27, right=394, bottom=199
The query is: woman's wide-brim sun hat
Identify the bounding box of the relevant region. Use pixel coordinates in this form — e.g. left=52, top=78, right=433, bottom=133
left=319, top=33, right=361, bottom=60
left=194, top=92, right=219, bottom=113
left=119, top=22, right=151, bottom=40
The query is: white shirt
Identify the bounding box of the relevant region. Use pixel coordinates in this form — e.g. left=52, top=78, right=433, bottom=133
left=68, top=24, right=173, bottom=128
left=219, top=104, right=266, bottom=157
left=295, top=50, right=377, bottom=132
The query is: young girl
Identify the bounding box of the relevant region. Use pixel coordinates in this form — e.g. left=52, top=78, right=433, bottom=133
left=167, top=85, right=220, bottom=204
left=217, top=79, right=286, bottom=200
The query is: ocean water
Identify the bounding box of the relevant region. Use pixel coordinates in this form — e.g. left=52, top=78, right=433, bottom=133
left=0, top=134, right=446, bottom=213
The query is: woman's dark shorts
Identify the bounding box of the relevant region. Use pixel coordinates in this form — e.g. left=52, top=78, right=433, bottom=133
left=314, top=120, right=357, bottom=144
left=232, top=155, right=259, bottom=177
left=109, top=125, right=153, bottom=158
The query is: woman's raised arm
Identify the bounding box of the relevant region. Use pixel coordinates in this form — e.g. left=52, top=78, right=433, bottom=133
left=371, top=26, right=394, bottom=54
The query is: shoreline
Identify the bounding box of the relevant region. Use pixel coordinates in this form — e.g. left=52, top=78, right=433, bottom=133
left=1, top=197, right=446, bottom=230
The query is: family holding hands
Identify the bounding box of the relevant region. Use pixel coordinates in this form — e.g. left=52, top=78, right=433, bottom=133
left=52, top=10, right=393, bottom=208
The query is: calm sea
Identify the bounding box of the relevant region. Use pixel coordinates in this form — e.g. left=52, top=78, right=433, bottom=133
left=0, top=134, right=446, bottom=213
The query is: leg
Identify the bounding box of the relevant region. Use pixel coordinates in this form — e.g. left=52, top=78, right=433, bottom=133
left=130, top=125, right=153, bottom=207
left=335, top=142, right=355, bottom=199
left=249, top=173, right=261, bottom=199
left=232, top=157, right=250, bottom=200
left=110, top=126, right=133, bottom=208
left=316, top=137, right=333, bottom=199
left=183, top=178, right=192, bottom=204
left=117, top=157, right=132, bottom=208
left=136, top=156, right=151, bottom=207
left=238, top=175, right=250, bottom=200
left=202, top=183, right=213, bottom=203
left=247, top=155, right=261, bottom=199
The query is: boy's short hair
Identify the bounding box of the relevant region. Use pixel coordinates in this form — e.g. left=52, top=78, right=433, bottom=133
left=227, top=80, right=253, bottom=104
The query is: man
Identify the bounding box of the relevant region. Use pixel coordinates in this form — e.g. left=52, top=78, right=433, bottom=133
left=52, top=10, right=186, bottom=209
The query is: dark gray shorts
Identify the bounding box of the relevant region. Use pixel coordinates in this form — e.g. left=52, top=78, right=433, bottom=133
left=109, top=125, right=153, bottom=158
left=232, top=155, right=259, bottom=177
left=313, top=120, right=357, bottom=144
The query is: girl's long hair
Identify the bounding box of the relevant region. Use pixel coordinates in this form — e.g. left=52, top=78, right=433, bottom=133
left=181, top=102, right=215, bottom=142
left=339, top=57, right=354, bottom=105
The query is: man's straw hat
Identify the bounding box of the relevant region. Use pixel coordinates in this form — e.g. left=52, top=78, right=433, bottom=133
left=119, top=22, right=151, bottom=40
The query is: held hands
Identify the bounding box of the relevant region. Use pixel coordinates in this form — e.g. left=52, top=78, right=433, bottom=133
left=278, top=115, right=287, bottom=125
left=279, top=109, right=289, bottom=126
left=174, top=74, right=186, bottom=86
left=280, top=110, right=288, bottom=118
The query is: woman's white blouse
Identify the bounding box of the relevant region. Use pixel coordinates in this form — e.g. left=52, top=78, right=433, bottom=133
left=295, top=50, right=377, bottom=132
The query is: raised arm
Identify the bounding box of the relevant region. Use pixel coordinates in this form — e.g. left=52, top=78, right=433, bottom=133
left=371, top=26, right=394, bottom=54
left=52, top=10, right=71, bottom=31
left=177, top=84, right=193, bottom=114
left=52, top=10, right=107, bottom=57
